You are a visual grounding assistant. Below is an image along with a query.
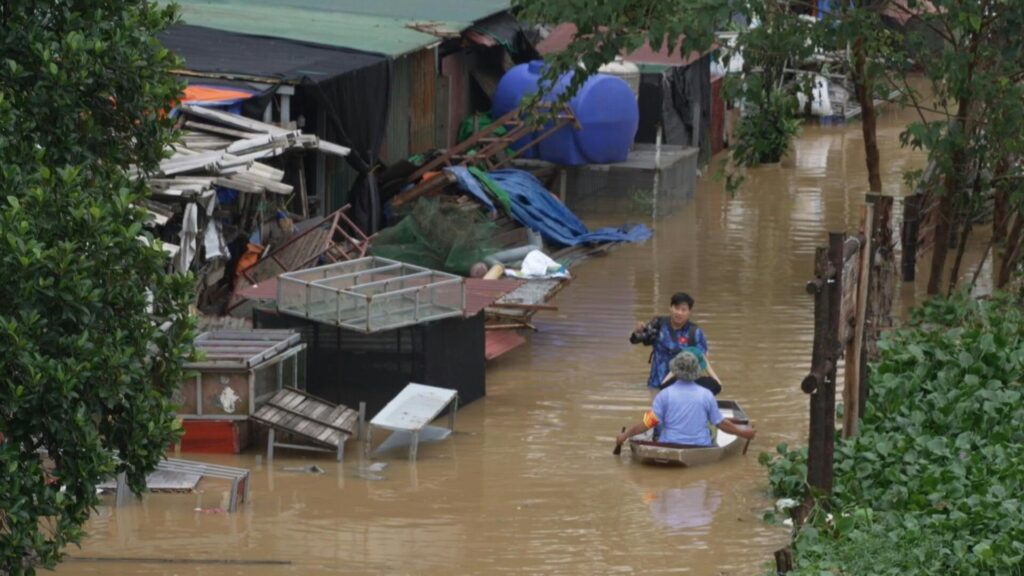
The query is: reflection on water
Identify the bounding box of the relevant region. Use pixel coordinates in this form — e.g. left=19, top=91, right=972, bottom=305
left=642, top=480, right=722, bottom=536
left=58, top=107, right=939, bottom=575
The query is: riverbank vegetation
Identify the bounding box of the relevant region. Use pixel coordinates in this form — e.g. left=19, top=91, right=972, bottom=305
left=761, top=292, right=1024, bottom=574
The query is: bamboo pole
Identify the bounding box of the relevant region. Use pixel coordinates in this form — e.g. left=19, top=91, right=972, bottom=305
left=844, top=204, right=873, bottom=439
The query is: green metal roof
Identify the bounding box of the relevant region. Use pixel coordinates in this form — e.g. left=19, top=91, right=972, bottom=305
left=168, top=0, right=512, bottom=57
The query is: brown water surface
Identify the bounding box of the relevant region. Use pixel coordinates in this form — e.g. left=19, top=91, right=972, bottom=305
left=59, top=107, right=945, bottom=575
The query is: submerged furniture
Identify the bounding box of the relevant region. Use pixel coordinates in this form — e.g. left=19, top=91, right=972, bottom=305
left=177, top=329, right=306, bottom=453
left=252, top=387, right=360, bottom=461
left=365, top=383, right=458, bottom=461
left=629, top=400, right=751, bottom=467
left=111, top=458, right=251, bottom=512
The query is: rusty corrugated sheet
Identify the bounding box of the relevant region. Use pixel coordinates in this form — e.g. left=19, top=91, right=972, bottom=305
left=409, top=47, right=437, bottom=153
left=464, top=278, right=525, bottom=317
left=442, top=50, right=469, bottom=148
left=385, top=55, right=411, bottom=162
left=485, top=330, right=526, bottom=361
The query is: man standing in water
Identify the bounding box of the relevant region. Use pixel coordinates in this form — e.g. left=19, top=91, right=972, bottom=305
left=630, top=292, right=721, bottom=401
left=615, top=351, right=755, bottom=449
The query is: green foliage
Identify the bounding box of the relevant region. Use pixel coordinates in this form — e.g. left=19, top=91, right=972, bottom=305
left=515, top=0, right=807, bottom=190
left=0, top=2, right=194, bottom=573
left=761, top=293, right=1024, bottom=574
left=730, top=88, right=800, bottom=167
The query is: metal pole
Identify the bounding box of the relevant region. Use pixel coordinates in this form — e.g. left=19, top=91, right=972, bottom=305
left=358, top=402, right=366, bottom=440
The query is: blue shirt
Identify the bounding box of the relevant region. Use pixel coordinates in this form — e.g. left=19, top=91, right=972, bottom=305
left=651, top=382, right=723, bottom=446
left=647, top=322, right=708, bottom=390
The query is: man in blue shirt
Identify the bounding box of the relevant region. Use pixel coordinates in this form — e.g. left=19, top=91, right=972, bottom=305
left=631, top=292, right=721, bottom=401
left=615, top=351, right=754, bottom=449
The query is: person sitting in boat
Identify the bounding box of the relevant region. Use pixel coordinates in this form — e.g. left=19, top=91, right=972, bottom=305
left=630, top=292, right=722, bottom=400
left=614, top=351, right=755, bottom=449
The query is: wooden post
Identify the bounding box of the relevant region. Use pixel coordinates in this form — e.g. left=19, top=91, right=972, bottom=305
left=823, top=233, right=842, bottom=492
left=775, top=547, right=795, bottom=574
left=901, top=193, right=922, bottom=281
left=863, top=194, right=894, bottom=415
left=844, top=205, right=873, bottom=438
left=294, top=156, right=309, bottom=220
left=804, top=243, right=836, bottom=497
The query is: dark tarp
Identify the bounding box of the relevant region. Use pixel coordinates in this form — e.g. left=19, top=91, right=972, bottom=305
left=160, top=24, right=391, bottom=233
left=632, top=56, right=713, bottom=165
left=305, top=61, right=391, bottom=233
left=160, top=25, right=385, bottom=83
left=635, top=73, right=665, bottom=144
left=664, top=54, right=712, bottom=165
left=468, top=11, right=541, bottom=63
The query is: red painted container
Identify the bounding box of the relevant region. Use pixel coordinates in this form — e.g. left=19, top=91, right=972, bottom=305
left=180, top=419, right=251, bottom=454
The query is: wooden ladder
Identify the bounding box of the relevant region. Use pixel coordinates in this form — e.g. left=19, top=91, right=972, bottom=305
left=391, top=104, right=578, bottom=209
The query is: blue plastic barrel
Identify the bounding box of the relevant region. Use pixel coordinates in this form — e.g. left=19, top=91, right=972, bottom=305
left=492, top=61, right=543, bottom=159
left=493, top=61, right=639, bottom=166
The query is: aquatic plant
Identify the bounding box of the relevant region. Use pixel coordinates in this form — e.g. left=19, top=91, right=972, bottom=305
left=761, top=292, right=1024, bottom=574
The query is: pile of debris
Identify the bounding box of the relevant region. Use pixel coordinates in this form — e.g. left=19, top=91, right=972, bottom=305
left=137, top=104, right=357, bottom=313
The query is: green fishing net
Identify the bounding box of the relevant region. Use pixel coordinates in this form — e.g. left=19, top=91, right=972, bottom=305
left=370, top=198, right=499, bottom=276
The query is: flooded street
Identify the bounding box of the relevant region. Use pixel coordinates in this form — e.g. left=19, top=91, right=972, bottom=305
left=59, top=108, right=931, bottom=575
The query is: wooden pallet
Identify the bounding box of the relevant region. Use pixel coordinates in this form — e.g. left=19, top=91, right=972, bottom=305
left=240, top=205, right=369, bottom=285
left=251, top=388, right=359, bottom=461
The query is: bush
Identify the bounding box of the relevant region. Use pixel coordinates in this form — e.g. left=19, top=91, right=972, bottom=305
left=1, top=2, right=194, bottom=573
left=732, top=87, right=801, bottom=167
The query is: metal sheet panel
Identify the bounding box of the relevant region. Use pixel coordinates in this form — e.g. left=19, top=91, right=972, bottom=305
left=442, top=50, right=469, bottom=148
left=168, top=0, right=511, bottom=56
left=370, top=383, right=457, bottom=432
left=385, top=55, right=411, bottom=162
left=409, top=48, right=437, bottom=153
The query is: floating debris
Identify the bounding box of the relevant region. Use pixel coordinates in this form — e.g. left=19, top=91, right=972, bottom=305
left=282, top=465, right=325, bottom=474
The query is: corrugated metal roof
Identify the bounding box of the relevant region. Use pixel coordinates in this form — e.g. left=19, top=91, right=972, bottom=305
left=537, top=23, right=706, bottom=68
left=167, top=0, right=511, bottom=57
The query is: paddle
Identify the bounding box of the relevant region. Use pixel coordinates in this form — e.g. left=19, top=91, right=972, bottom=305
left=612, top=427, right=626, bottom=455
left=733, top=418, right=753, bottom=455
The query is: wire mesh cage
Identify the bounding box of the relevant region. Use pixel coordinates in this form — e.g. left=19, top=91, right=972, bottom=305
left=276, top=256, right=466, bottom=333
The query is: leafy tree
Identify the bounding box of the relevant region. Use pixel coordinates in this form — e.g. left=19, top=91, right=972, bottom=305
left=0, top=2, right=194, bottom=573
left=891, top=0, right=1024, bottom=294
left=516, top=0, right=1024, bottom=293
left=515, top=0, right=811, bottom=183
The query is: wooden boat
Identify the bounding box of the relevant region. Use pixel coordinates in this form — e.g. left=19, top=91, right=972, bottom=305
left=628, top=400, right=751, bottom=467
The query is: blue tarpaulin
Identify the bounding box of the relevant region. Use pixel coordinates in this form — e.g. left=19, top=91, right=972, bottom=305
left=445, top=166, right=497, bottom=215
left=483, top=169, right=651, bottom=247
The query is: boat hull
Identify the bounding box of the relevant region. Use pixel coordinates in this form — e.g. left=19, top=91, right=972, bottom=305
left=628, top=400, right=749, bottom=467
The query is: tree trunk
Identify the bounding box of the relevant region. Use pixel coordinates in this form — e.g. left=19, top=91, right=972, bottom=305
left=853, top=38, right=882, bottom=193
left=927, top=185, right=954, bottom=295
left=947, top=164, right=984, bottom=294
left=993, top=173, right=1009, bottom=279
left=927, top=95, right=972, bottom=295
left=998, top=214, right=1024, bottom=288
left=947, top=220, right=973, bottom=295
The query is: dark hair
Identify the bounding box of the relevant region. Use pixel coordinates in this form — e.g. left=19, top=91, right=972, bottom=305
left=670, top=292, right=695, bottom=308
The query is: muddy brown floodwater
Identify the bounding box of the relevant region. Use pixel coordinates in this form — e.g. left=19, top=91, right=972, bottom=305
left=58, top=107, right=938, bottom=576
